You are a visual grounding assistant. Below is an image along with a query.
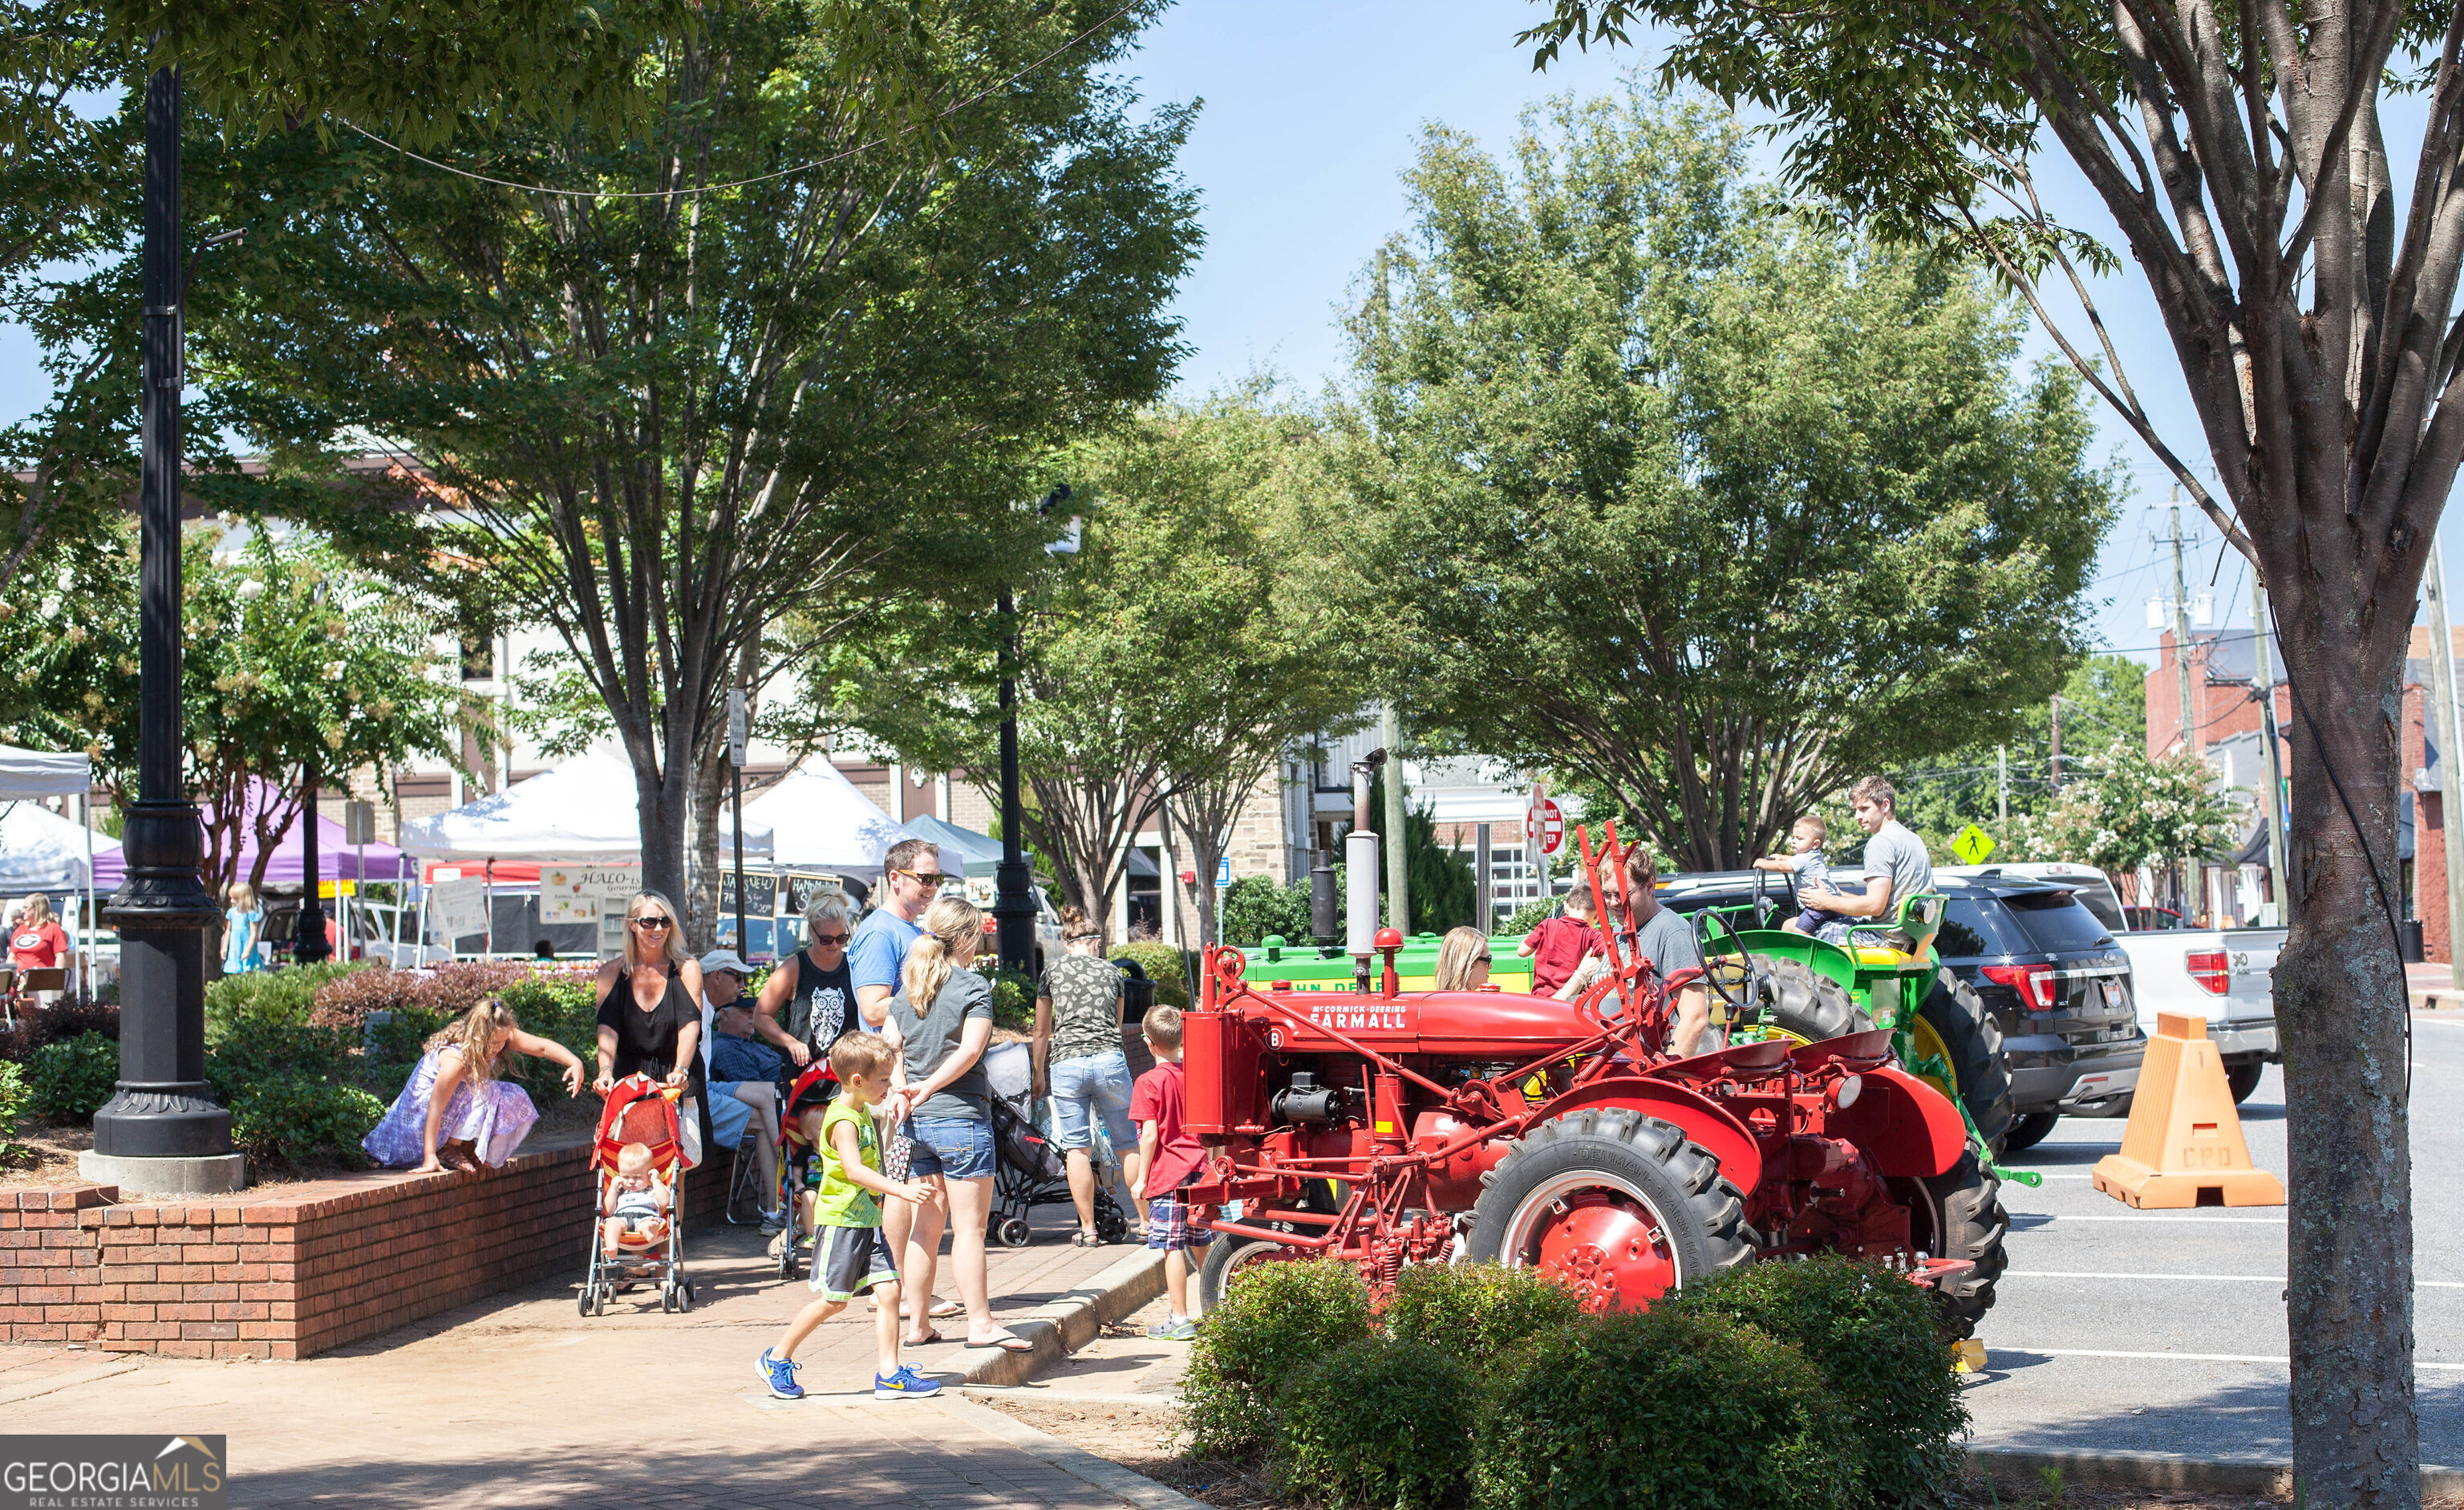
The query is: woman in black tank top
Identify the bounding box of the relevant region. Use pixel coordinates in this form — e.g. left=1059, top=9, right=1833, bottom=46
left=755, top=895, right=857, bottom=1067
left=592, top=891, right=707, bottom=1163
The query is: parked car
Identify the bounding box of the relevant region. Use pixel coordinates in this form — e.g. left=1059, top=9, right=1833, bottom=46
left=2112, top=923, right=2283, bottom=1102
left=2123, top=904, right=2188, bottom=931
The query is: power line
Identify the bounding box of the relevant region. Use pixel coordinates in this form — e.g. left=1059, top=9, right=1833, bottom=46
left=338, top=0, right=1145, bottom=201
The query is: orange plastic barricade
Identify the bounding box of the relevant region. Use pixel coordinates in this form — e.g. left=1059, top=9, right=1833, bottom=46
left=2092, top=1012, right=2284, bottom=1209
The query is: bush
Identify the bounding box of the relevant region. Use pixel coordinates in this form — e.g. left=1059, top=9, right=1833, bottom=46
left=226, top=1074, right=385, bottom=1165
left=1667, top=1258, right=1965, bottom=1507
left=307, top=958, right=541, bottom=1030
left=26, top=1033, right=120, bottom=1122
left=1385, top=1263, right=1584, bottom=1374
left=1501, top=894, right=1559, bottom=938
left=0, top=1061, right=30, bottom=1163
left=1181, top=1258, right=1376, bottom=1458
left=1221, top=875, right=1313, bottom=948
left=1274, top=1336, right=1474, bottom=1509
left=1474, top=1307, right=1856, bottom=1510
left=0, top=1001, right=118, bottom=1066
left=1108, top=942, right=1191, bottom=1010
left=975, top=964, right=1037, bottom=1032
left=205, top=961, right=367, bottom=1041
left=495, top=968, right=602, bottom=1097
left=205, top=1018, right=360, bottom=1103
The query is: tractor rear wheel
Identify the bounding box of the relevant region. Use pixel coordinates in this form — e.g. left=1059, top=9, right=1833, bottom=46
left=1915, top=968, right=2016, bottom=1155
left=1899, top=1148, right=2008, bottom=1339
left=1751, top=956, right=1867, bottom=1042
left=1464, top=1107, right=1752, bottom=1310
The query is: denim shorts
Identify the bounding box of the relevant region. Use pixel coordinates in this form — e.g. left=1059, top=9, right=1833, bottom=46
left=1048, top=1050, right=1136, bottom=1154
left=905, top=1114, right=995, bottom=1181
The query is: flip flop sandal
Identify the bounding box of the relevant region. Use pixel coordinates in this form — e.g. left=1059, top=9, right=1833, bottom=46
left=927, top=1298, right=963, bottom=1318
left=905, top=1328, right=946, bottom=1348
left=963, top=1333, right=1035, bottom=1352
left=1072, top=1232, right=1103, bottom=1248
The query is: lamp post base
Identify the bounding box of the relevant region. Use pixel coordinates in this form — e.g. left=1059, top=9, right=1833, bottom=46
left=79, top=1150, right=249, bottom=1196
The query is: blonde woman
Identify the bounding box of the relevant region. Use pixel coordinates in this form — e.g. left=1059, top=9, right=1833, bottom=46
left=592, top=891, right=707, bottom=1166
left=884, top=895, right=1024, bottom=1352
left=221, top=883, right=264, bottom=976
left=363, top=999, right=586, bottom=1171
left=1431, top=926, right=1493, bottom=992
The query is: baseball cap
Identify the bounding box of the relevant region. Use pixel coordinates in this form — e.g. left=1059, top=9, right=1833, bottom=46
left=698, top=948, right=752, bottom=977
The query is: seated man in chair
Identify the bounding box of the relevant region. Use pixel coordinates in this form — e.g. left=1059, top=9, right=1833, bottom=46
left=1801, top=776, right=1933, bottom=952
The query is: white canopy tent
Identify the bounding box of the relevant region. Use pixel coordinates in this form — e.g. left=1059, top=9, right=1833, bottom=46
left=0, top=802, right=118, bottom=891
left=740, top=757, right=941, bottom=875
left=395, top=749, right=774, bottom=863
left=0, top=743, right=99, bottom=988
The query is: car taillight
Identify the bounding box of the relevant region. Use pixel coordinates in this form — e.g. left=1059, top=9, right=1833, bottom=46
left=1980, top=962, right=2058, bottom=1011
left=2186, top=950, right=2231, bottom=995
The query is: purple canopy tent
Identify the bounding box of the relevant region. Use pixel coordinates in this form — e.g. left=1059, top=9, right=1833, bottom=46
left=89, top=780, right=419, bottom=891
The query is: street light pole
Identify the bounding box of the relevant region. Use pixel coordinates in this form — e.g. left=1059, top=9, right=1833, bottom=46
left=992, top=586, right=1035, bottom=972
left=86, top=67, right=244, bottom=1195
left=293, top=764, right=330, bottom=964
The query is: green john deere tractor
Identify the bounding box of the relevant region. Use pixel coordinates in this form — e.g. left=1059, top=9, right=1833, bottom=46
left=1691, top=874, right=2032, bottom=1183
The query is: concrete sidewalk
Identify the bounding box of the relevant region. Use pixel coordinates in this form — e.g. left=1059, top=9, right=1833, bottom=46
left=1, top=1208, right=1165, bottom=1507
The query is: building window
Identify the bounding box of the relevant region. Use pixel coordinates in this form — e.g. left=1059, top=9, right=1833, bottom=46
left=460, top=633, right=494, bottom=682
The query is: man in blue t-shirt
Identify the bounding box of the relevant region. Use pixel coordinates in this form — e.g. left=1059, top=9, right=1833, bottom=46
left=851, top=837, right=947, bottom=1029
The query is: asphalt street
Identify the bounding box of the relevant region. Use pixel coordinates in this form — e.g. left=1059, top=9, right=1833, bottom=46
left=1963, top=1012, right=2464, bottom=1465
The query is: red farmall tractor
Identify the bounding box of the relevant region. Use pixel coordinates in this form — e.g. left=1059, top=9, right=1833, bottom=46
left=1182, top=825, right=2008, bottom=1334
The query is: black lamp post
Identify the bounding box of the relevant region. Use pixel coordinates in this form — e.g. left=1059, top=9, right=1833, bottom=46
left=87, top=67, right=245, bottom=1194
left=292, top=763, right=330, bottom=964
left=991, top=485, right=1072, bottom=973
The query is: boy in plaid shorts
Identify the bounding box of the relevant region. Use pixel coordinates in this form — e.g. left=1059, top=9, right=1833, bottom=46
left=1129, top=1005, right=1209, bottom=1341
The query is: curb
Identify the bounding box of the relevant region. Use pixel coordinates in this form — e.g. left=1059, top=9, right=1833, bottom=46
left=937, top=1393, right=1209, bottom=1510
left=948, top=1248, right=1167, bottom=1389
left=1968, top=1447, right=2464, bottom=1498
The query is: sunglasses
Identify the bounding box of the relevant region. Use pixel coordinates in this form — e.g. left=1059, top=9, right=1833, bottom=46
left=632, top=915, right=671, bottom=931
left=1473, top=953, right=1493, bottom=964
left=812, top=932, right=850, bottom=948
left=894, top=869, right=953, bottom=887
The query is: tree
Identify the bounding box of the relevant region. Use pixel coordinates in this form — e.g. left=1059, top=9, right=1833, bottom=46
left=156, top=0, right=1198, bottom=933
left=2011, top=738, right=2237, bottom=892
left=0, top=522, right=464, bottom=920
left=1888, top=654, right=2151, bottom=854
left=1521, top=7, right=2443, bottom=1495
left=1343, top=84, right=2116, bottom=874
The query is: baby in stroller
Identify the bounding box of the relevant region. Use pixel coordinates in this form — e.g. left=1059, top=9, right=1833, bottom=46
left=600, top=1143, right=673, bottom=1259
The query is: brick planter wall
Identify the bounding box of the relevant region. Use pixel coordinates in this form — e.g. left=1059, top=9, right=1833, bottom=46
left=1, top=1133, right=735, bottom=1360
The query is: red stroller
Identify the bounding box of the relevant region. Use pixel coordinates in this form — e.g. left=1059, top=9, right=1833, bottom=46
left=581, top=1075, right=695, bottom=1316
left=767, top=1059, right=839, bottom=1281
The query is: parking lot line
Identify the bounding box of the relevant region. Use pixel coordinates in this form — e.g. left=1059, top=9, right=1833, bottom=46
left=2005, top=1270, right=2464, bottom=1288
left=1992, top=1347, right=2464, bottom=1370
left=2014, top=1212, right=2287, bottom=1223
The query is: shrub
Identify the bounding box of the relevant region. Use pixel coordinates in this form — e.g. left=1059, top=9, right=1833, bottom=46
left=1274, top=1335, right=1475, bottom=1509
left=0, top=1061, right=30, bottom=1163
left=26, top=1033, right=120, bottom=1122
left=976, top=964, right=1036, bottom=1032
left=226, top=1074, right=385, bottom=1165
left=1108, top=942, right=1191, bottom=1009
left=1473, top=1307, right=1856, bottom=1510
left=205, top=1018, right=360, bottom=1102
left=1502, top=894, right=1558, bottom=938
left=0, top=1001, right=119, bottom=1066
left=1385, top=1262, right=1584, bottom=1374
left=1181, top=1258, right=1376, bottom=1458
left=1666, top=1258, right=1965, bottom=1507
left=205, top=961, right=367, bottom=1041
left=496, top=968, right=602, bottom=1098
left=307, top=958, right=541, bottom=1030
left=1221, top=875, right=1314, bottom=948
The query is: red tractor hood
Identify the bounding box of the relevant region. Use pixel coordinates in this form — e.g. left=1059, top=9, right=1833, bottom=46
left=1247, top=988, right=1603, bottom=1057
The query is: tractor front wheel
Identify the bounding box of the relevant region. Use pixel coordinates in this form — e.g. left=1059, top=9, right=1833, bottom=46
left=1751, top=956, right=1867, bottom=1042
left=1464, top=1107, right=1752, bottom=1311
left=1898, top=1148, right=2008, bottom=1339
left=1196, top=1230, right=1307, bottom=1313
left=1916, top=968, right=2016, bottom=1156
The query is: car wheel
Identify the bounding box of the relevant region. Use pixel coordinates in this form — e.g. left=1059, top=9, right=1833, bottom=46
left=2225, top=1061, right=2264, bottom=1104
left=2002, top=1111, right=2059, bottom=1155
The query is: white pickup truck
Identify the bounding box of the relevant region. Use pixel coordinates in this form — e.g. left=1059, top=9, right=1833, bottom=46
left=1950, top=861, right=2280, bottom=1104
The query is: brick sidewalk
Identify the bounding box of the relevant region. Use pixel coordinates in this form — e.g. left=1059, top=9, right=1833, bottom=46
left=1, top=1207, right=1153, bottom=1507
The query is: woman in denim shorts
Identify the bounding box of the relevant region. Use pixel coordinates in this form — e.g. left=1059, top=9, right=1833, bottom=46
left=887, top=895, right=1033, bottom=1352
left=1032, top=907, right=1137, bottom=1244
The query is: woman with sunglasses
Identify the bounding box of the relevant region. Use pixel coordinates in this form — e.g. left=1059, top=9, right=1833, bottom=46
left=1432, top=925, right=1495, bottom=992
left=755, top=892, right=860, bottom=1069
left=592, top=892, right=707, bottom=1167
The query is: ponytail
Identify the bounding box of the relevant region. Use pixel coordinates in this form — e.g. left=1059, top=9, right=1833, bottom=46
left=904, top=895, right=985, bottom=1016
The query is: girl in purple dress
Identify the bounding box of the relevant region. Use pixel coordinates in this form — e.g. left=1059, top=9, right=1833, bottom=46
left=363, top=999, right=586, bottom=1171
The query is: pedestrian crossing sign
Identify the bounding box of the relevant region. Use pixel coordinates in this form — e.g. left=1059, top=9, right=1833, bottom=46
left=1951, top=824, right=1996, bottom=865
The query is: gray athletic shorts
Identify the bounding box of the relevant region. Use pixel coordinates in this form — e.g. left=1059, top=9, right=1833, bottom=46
left=810, top=1222, right=899, bottom=1300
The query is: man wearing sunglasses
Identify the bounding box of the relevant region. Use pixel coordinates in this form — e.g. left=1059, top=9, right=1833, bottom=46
left=849, top=838, right=950, bottom=1031
left=756, top=893, right=861, bottom=1067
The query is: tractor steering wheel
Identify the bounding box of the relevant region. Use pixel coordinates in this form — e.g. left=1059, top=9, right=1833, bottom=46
left=1691, top=906, right=1753, bottom=1016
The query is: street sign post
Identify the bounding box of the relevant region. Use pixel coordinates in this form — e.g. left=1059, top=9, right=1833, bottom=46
left=1525, top=798, right=1565, bottom=857
left=1215, top=856, right=1233, bottom=890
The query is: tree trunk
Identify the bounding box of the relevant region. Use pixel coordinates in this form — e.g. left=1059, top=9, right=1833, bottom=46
left=2273, top=603, right=2417, bottom=1507
left=633, top=759, right=693, bottom=918
left=687, top=741, right=727, bottom=956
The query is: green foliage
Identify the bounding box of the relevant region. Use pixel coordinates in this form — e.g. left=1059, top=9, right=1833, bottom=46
left=1886, top=655, right=2150, bottom=857
left=1502, top=893, right=1560, bottom=938
left=26, top=1033, right=119, bottom=1122
left=1474, top=1306, right=1856, bottom=1510
left=1273, top=1336, right=1475, bottom=1510
left=204, top=962, right=369, bottom=1042
left=1220, top=875, right=1315, bottom=948
left=205, top=1019, right=360, bottom=1098
left=1384, top=1263, right=1585, bottom=1373
left=1368, top=769, right=1478, bottom=936
left=2009, top=738, right=2239, bottom=875
left=225, top=1075, right=386, bottom=1166
left=977, top=964, right=1038, bottom=1032
left=1181, top=1259, right=1376, bottom=1458
left=1343, top=84, right=2117, bottom=875
left=1108, top=943, right=1191, bottom=1010
left=0, top=1061, right=30, bottom=1163
left=1668, top=1258, right=1965, bottom=1507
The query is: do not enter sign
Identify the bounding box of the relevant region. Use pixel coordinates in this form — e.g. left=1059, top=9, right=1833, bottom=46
left=1526, top=798, right=1565, bottom=857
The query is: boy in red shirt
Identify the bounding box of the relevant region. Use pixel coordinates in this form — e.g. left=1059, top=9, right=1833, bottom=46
left=1518, top=881, right=1599, bottom=995
left=1129, top=1004, right=1208, bottom=1341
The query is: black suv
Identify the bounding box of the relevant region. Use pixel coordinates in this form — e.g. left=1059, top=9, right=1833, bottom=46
left=1651, top=870, right=2143, bottom=1155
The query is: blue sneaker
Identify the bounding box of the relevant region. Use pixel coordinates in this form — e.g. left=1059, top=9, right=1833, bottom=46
left=757, top=1349, right=803, bottom=1400
left=873, top=1364, right=942, bottom=1400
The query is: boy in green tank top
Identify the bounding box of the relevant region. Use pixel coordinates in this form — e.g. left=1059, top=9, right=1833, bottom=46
left=756, top=1033, right=939, bottom=1401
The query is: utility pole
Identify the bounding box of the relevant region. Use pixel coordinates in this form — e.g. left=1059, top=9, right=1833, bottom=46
left=2169, top=495, right=2200, bottom=913
left=1996, top=745, right=2008, bottom=826
left=2049, top=696, right=2062, bottom=790
left=1380, top=703, right=1409, bottom=932
left=2249, top=570, right=2292, bottom=928
left=2425, top=543, right=2464, bottom=987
